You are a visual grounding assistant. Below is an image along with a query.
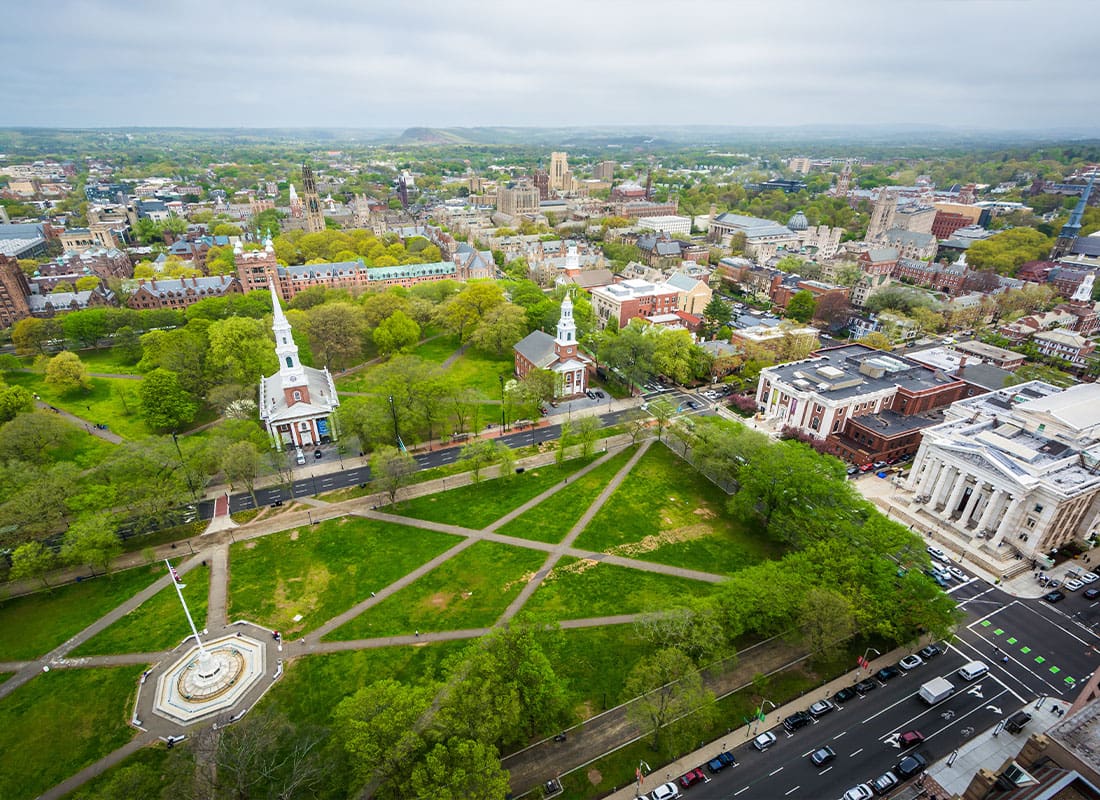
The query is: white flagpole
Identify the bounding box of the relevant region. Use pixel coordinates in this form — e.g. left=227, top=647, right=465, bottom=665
left=165, top=558, right=207, bottom=657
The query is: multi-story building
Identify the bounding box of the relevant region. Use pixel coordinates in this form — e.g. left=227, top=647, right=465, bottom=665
left=905, top=381, right=1100, bottom=562
left=708, top=212, right=799, bottom=261
left=893, top=204, right=936, bottom=236
left=28, top=286, right=116, bottom=317
left=300, top=165, right=326, bottom=234
left=593, top=160, right=617, bottom=181
left=665, top=271, right=712, bottom=316
left=786, top=157, right=812, bottom=175
left=614, top=200, right=679, bottom=219
left=636, top=215, right=691, bottom=236
left=891, top=257, right=966, bottom=294
left=1033, top=329, right=1096, bottom=366
left=513, top=294, right=593, bottom=399
left=865, top=190, right=897, bottom=241
left=858, top=247, right=900, bottom=276
left=127, top=275, right=242, bottom=311
left=931, top=210, right=977, bottom=239
left=549, top=152, right=572, bottom=193
left=731, top=324, right=818, bottom=355
left=496, top=180, right=541, bottom=217
left=0, top=255, right=31, bottom=327
left=589, top=278, right=680, bottom=329
left=952, top=340, right=1026, bottom=371
left=880, top=228, right=938, bottom=261
left=612, top=181, right=648, bottom=202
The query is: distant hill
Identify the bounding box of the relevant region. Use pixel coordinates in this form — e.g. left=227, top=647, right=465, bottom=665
left=398, top=127, right=475, bottom=145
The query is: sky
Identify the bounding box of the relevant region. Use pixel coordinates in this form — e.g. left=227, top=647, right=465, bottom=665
left=0, top=0, right=1094, bottom=131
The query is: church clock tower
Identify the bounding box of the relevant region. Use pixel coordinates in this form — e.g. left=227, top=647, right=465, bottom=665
left=270, top=280, right=310, bottom=405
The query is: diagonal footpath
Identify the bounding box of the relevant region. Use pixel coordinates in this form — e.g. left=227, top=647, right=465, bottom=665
left=496, top=440, right=653, bottom=625
left=38, top=730, right=159, bottom=800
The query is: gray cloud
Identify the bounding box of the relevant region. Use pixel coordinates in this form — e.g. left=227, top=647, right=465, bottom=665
left=0, top=0, right=1093, bottom=130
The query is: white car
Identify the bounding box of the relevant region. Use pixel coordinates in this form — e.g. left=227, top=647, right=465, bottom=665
left=899, top=654, right=924, bottom=671
left=1065, top=579, right=1084, bottom=592
left=843, top=785, right=874, bottom=800
left=1081, top=572, right=1099, bottom=584
left=927, top=547, right=950, bottom=564
left=753, top=731, right=777, bottom=751
left=650, top=783, right=681, bottom=800
left=948, top=566, right=967, bottom=581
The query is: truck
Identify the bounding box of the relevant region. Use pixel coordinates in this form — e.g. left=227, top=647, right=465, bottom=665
left=919, top=676, right=956, bottom=705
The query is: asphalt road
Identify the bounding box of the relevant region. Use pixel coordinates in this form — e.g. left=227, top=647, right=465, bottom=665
left=667, top=570, right=1100, bottom=800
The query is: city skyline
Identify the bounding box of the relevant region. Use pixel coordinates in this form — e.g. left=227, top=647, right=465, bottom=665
left=1, top=0, right=1095, bottom=131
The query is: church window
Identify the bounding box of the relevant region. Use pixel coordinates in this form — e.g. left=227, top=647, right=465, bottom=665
left=286, top=356, right=293, bottom=368
left=282, top=337, right=287, bottom=344
left=293, top=391, right=301, bottom=402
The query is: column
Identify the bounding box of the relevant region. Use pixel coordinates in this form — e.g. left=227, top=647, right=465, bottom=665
left=960, top=483, right=984, bottom=527
left=976, top=488, right=1006, bottom=535
left=930, top=465, right=956, bottom=509
left=989, top=496, right=1025, bottom=547
left=943, top=474, right=969, bottom=519
left=916, top=458, right=941, bottom=497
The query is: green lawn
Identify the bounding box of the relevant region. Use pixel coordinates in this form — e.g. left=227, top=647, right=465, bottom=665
left=496, top=447, right=636, bottom=543
left=385, top=457, right=593, bottom=529
left=445, top=345, right=515, bottom=398
left=326, top=540, right=547, bottom=640
left=0, top=673, right=12, bottom=686
left=0, top=566, right=161, bottom=661
left=523, top=557, right=716, bottom=621
left=75, top=348, right=145, bottom=376
left=574, top=445, right=781, bottom=574
left=60, top=745, right=179, bottom=800
left=0, top=665, right=145, bottom=800
left=261, top=640, right=469, bottom=726
left=227, top=517, right=461, bottom=636
left=3, top=371, right=147, bottom=439
left=549, top=624, right=652, bottom=720
left=70, top=565, right=211, bottom=656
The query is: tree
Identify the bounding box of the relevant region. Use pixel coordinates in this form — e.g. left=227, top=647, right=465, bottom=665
left=0, top=409, right=71, bottom=463
left=555, top=420, right=572, bottom=466
left=701, top=296, right=731, bottom=336
left=44, top=351, right=92, bottom=393
left=798, top=588, right=855, bottom=664
left=112, top=325, right=143, bottom=364
left=625, top=409, right=651, bottom=444
left=408, top=738, right=510, bottom=800
left=434, top=282, right=505, bottom=340
left=373, top=310, right=421, bottom=356
left=221, top=441, right=262, bottom=507
left=140, top=368, right=198, bottom=432
left=813, top=292, right=850, bottom=326
left=786, top=290, right=816, bottom=323
left=371, top=445, right=418, bottom=505
left=470, top=303, right=528, bottom=355
left=860, top=332, right=894, bottom=351
left=599, top=319, right=657, bottom=393
left=496, top=443, right=517, bottom=482
left=653, top=329, right=709, bottom=385
left=575, top=415, right=600, bottom=457
left=305, top=302, right=364, bottom=369
left=648, top=398, right=675, bottom=442
left=459, top=439, right=499, bottom=483
left=61, top=309, right=109, bottom=349
left=206, top=316, right=276, bottom=385
left=61, top=514, right=122, bottom=574
left=624, top=647, right=716, bottom=754
left=966, top=227, right=1053, bottom=275
left=0, top=383, right=33, bottom=423
left=12, top=317, right=60, bottom=355
left=635, top=602, right=731, bottom=665
left=9, top=541, right=56, bottom=588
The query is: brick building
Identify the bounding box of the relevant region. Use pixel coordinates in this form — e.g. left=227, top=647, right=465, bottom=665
left=0, top=255, right=31, bottom=327
left=127, top=275, right=242, bottom=310
left=589, top=278, right=680, bottom=329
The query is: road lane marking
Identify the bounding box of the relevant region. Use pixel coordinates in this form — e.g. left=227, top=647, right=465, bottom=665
left=734, top=787, right=750, bottom=796
left=784, top=786, right=800, bottom=795
left=850, top=749, right=863, bottom=757
left=833, top=731, right=846, bottom=739
left=820, top=766, right=833, bottom=774
left=770, top=767, right=785, bottom=776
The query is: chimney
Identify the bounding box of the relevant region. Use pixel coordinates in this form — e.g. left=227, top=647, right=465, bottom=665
left=192, top=275, right=198, bottom=287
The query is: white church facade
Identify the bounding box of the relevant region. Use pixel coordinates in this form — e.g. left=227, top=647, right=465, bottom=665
left=513, top=293, right=593, bottom=399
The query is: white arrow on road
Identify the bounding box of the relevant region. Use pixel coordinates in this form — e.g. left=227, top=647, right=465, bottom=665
left=967, top=684, right=984, bottom=699
left=986, top=705, right=1003, bottom=714
left=884, top=733, right=901, bottom=749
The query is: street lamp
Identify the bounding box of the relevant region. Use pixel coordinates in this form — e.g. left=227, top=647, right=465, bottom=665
left=388, top=395, right=402, bottom=451
left=171, top=431, right=197, bottom=501
left=498, top=374, right=506, bottom=437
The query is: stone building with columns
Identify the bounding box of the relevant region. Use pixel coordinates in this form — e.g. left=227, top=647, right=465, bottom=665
left=905, top=382, right=1100, bottom=563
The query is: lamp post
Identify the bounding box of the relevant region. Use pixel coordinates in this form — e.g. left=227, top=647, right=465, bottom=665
left=171, top=431, right=197, bottom=501
left=498, top=374, right=506, bottom=438
left=388, top=395, right=402, bottom=451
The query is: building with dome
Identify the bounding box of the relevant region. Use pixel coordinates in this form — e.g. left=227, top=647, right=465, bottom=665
left=513, top=293, right=594, bottom=399
left=258, top=281, right=340, bottom=452
left=787, top=210, right=809, bottom=231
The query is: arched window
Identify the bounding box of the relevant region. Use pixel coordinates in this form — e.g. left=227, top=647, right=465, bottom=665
left=286, top=356, right=293, bottom=368
left=292, top=391, right=301, bottom=402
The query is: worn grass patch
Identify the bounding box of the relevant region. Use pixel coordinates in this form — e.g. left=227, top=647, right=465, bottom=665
left=385, top=457, right=592, bottom=529
left=496, top=447, right=636, bottom=543
left=523, top=557, right=716, bottom=621
left=574, top=445, right=780, bottom=574
left=227, top=517, right=460, bottom=635
left=549, top=624, right=652, bottom=720
left=70, top=565, right=211, bottom=656
left=326, top=540, right=546, bottom=640
left=0, top=566, right=161, bottom=661
left=0, top=665, right=145, bottom=800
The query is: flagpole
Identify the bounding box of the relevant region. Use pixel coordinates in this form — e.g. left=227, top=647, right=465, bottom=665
left=165, top=558, right=207, bottom=657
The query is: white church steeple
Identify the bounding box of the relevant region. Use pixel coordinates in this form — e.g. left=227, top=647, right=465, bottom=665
left=270, top=280, right=307, bottom=396
left=554, top=291, right=578, bottom=360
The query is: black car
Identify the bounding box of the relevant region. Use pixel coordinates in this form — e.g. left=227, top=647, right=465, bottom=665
left=854, top=679, right=878, bottom=694
left=918, top=644, right=942, bottom=660
left=1084, top=588, right=1100, bottom=600
left=313, top=448, right=323, bottom=459
left=783, top=710, right=812, bottom=732
left=1044, top=590, right=1066, bottom=603
left=876, top=665, right=901, bottom=682
left=832, top=686, right=857, bottom=704
left=895, top=753, right=927, bottom=779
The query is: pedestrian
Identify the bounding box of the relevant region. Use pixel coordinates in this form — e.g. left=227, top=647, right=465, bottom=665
left=415, top=630, right=419, bottom=638
left=1002, top=655, right=1009, bottom=664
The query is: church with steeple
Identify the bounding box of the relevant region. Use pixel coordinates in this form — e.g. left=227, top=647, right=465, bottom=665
left=512, top=293, right=594, bottom=399
left=258, top=281, right=340, bottom=452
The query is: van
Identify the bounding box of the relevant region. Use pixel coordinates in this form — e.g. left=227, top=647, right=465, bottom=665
left=957, top=660, right=989, bottom=681
left=294, top=449, right=306, bottom=465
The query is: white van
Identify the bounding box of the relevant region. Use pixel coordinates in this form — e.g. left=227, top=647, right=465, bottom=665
left=957, top=660, right=989, bottom=681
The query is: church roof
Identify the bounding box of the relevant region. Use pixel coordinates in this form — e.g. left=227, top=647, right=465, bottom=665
left=259, top=366, right=339, bottom=423
left=513, top=330, right=558, bottom=369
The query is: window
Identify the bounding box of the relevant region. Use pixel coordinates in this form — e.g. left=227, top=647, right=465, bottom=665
left=292, top=391, right=301, bottom=402
left=1025, top=518, right=1036, bottom=529
left=1033, top=504, right=1044, bottom=514
left=286, top=356, right=293, bottom=368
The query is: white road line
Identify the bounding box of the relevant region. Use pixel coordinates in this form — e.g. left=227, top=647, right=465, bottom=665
left=769, top=767, right=785, bottom=776
left=1012, top=598, right=1098, bottom=646
left=734, top=787, right=750, bottom=796
left=800, top=749, right=814, bottom=757
left=850, top=748, right=863, bottom=757
left=833, top=731, right=846, bottom=739
left=948, top=640, right=1044, bottom=701
left=784, top=786, right=801, bottom=796
left=820, top=766, right=833, bottom=774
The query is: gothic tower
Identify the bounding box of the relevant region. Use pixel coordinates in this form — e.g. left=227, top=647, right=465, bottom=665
left=301, top=165, right=325, bottom=234
left=1051, top=170, right=1097, bottom=259
left=288, top=183, right=302, bottom=218
left=832, top=163, right=851, bottom=198
left=866, top=189, right=897, bottom=242
left=270, top=280, right=309, bottom=404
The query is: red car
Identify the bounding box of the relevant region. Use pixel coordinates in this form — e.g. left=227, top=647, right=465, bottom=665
left=898, top=730, right=925, bottom=747
left=859, top=463, right=875, bottom=473
left=680, top=767, right=707, bottom=788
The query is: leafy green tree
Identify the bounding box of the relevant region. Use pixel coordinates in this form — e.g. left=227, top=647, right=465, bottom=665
left=434, top=282, right=505, bottom=340
left=206, top=316, right=276, bottom=385
left=860, top=332, right=894, bottom=351
left=61, top=514, right=122, bottom=574
left=373, top=310, right=421, bottom=356
left=798, top=587, right=855, bottom=664
left=701, top=296, right=731, bottom=335
left=648, top=398, right=675, bottom=442
left=0, top=409, right=70, bottom=463
left=140, top=368, right=198, bottom=432
left=9, top=541, right=56, bottom=588
left=221, top=441, right=262, bottom=506
left=786, top=290, right=816, bottom=323
left=61, top=309, right=109, bottom=349
left=459, top=439, right=499, bottom=483
left=634, top=602, right=731, bottom=665
left=966, top=227, right=1053, bottom=275
left=371, top=445, right=418, bottom=505
left=470, top=302, right=528, bottom=355
left=304, top=301, right=364, bottom=369
left=598, top=319, right=657, bottom=393
left=575, top=415, right=600, bottom=457
left=408, top=738, right=510, bottom=800
left=44, top=351, right=92, bottom=393
left=624, top=647, right=716, bottom=754
left=653, top=329, right=710, bottom=384
left=0, top=383, right=34, bottom=423
left=12, top=317, right=60, bottom=355
left=112, top=325, right=143, bottom=364
left=93, top=438, right=194, bottom=532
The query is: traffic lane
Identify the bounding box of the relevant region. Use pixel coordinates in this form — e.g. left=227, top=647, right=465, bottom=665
left=954, top=597, right=1100, bottom=699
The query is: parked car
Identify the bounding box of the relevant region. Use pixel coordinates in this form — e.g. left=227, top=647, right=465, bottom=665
left=873, top=460, right=887, bottom=469
left=899, top=654, right=924, bottom=671
left=717, top=751, right=737, bottom=768
left=810, top=746, right=836, bottom=767
left=859, top=462, right=875, bottom=473
left=783, top=711, right=813, bottom=732
left=808, top=699, right=836, bottom=717
left=753, top=732, right=777, bottom=751
left=679, top=768, right=706, bottom=788
left=927, top=546, right=950, bottom=563
left=313, top=448, right=323, bottom=459
left=847, top=466, right=859, bottom=476
left=843, top=785, right=874, bottom=800
left=947, top=566, right=967, bottom=580
left=854, top=679, right=878, bottom=694
left=1004, top=710, right=1033, bottom=734
left=1084, top=588, right=1100, bottom=600
left=650, top=782, right=681, bottom=800
left=705, top=751, right=736, bottom=774
left=876, top=665, right=901, bottom=682
left=1081, top=572, right=1099, bottom=584
left=832, top=686, right=858, bottom=704
left=895, top=753, right=928, bottom=779
left=871, top=771, right=899, bottom=795
left=918, top=644, right=942, bottom=660
left=1045, top=590, right=1067, bottom=603
left=898, top=730, right=925, bottom=747
left=1065, top=579, right=1084, bottom=592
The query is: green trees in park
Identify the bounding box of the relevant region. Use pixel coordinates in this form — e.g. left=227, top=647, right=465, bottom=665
left=221, top=441, right=263, bottom=507
left=625, top=646, right=716, bottom=755
left=61, top=514, right=122, bottom=575
left=44, top=351, right=92, bottom=393
left=305, top=302, right=365, bottom=369
left=370, top=446, right=418, bottom=505
left=372, top=310, right=420, bottom=357
left=140, top=368, right=198, bottom=432
left=0, top=380, right=33, bottom=423
left=966, top=228, right=1054, bottom=275
left=8, top=541, right=56, bottom=588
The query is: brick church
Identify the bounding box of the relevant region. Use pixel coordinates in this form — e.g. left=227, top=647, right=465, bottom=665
left=513, top=293, right=593, bottom=399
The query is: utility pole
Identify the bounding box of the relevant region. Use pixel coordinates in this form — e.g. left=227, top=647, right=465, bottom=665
left=171, top=431, right=197, bottom=501
left=498, top=374, right=506, bottom=437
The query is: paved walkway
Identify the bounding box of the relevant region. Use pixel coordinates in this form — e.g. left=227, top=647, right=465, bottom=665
left=33, top=400, right=123, bottom=444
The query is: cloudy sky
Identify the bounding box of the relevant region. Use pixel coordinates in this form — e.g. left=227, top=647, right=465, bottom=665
left=0, top=0, right=1093, bottom=130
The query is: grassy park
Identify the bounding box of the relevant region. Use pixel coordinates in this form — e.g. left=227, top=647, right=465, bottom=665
left=325, top=540, right=547, bottom=639
left=3, top=371, right=148, bottom=439
left=0, top=665, right=145, bottom=800
left=227, top=517, right=461, bottom=635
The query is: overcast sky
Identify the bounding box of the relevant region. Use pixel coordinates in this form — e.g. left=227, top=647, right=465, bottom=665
left=0, top=0, right=1093, bottom=131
